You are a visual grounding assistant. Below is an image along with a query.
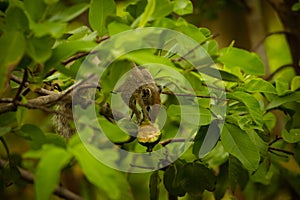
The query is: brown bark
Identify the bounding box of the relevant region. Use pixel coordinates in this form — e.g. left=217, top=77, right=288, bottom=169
left=267, top=0, right=300, bottom=75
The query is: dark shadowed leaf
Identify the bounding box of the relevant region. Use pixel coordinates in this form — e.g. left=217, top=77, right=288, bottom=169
left=181, top=162, right=216, bottom=195
left=163, top=160, right=186, bottom=197
left=149, top=171, right=161, bottom=200
left=228, top=155, right=249, bottom=191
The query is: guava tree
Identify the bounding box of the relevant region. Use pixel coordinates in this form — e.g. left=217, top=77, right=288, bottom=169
left=0, top=0, right=300, bottom=200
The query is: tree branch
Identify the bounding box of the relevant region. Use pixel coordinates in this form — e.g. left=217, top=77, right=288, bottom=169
left=0, top=159, right=84, bottom=200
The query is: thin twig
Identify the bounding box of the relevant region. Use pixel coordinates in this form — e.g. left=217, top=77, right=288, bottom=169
left=159, top=138, right=194, bottom=147
left=265, top=64, right=293, bottom=81
left=252, top=31, right=291, bottom=51
left=61, top=52, right=90, bottom=65
left=161, top=91, right=228, bottom=101
left=13, top=69, right=28, bottom=103
left=268, top=136, right=283, bottom=146
left=0, top=98, right=13, bottom=103
left=268, top=147, right=294, bottom=155
left=172, top=34, right=219, bottom=62
left=0, top=159, right=83, bottom=200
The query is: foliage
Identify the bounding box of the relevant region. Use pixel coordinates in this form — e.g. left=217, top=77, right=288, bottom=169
left=0, top=0, right=300, bottom=200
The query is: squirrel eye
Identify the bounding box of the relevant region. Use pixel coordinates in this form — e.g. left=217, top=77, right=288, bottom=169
left=142, top=88, right=151, bottom=97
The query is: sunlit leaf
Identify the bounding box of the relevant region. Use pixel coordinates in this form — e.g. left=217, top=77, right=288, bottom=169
left=35, top=145, right=72, bottom=200
left=291, top=76, right=300, bottom=91
left=121, top=50, right=174, bottom=68
left=31, top=21, right=66, bottom=38
left=282, top=129, right=300, bottom=143
left=243, top=78, right=276, bottom=93
left=151, top=0, right=173, bottom=19
left=219, top=47, right=265, bottom=75
left=276, top=78, right=290, bottom=96
left=89, top=0, right=116, bottom=36
left=267, top=92, right=300, bottom=110
left=107, top=21, right=131, bottom=35
left=221, top=123, right=260, bottom=171
left=138, top=0, right=155, bottom=27
left=173, top=0, right=193, bottom=16
left=228, top=91, right=264, bottom=127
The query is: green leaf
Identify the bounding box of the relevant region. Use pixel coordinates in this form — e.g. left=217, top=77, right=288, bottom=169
left=100, top=60, right=133, bottom=96
left=282, top=129, right=300, bottom=143
left=121, top=50, right=175, bottom=68
left=267, top=92, right=300, bottom=110
left=221, top=123, right=260, bottom=171
left=24, top=0, right=46, bottom=22
left=251, top=159, right=275, bottom=185
left=151, top=0, right=173, bottom=19
left=276, top=78, right=290, bottom=96
left=292, top=2, right=300, bottom=11
left=20, top=124, right=46, bottom=149
left=98, top=117, right=132, bottom=143
left=149, top=171, right=161, bottom=200
left=69, top=143, right=130, bottom=200
left=138, top=0, right=155, bottom=27
left=49, top=3, right=89, bottom=22
left=89, top=0, right=116, bottom=36
left=0, top=31, right=25, bottom=90
left=126, top=0, right=147, bottom=18
left=228, top=91, right=264, bottom=127
left=193, top=121, right=220, bottom=158
left=26, top=36, right=54, bottom=63
left=35, top=145, right=72, bottom=200
left=167, top=104, right=211, bottom=126
left=181, top=162, right=216, bottom=195
left=45, top=40, right=96, bottom=70
left=0, top=126, right=11, bottom=137
left=31, top=21, right=66, bottom=38
left=163, top=161, right=186, bottom=197
left=228, top=155, right=249, bottom=191
left=0, top=112, right=16, bottom=127
left=173, top=0, right=193, bottom=16
left=291, top=76, right=300, bottom=91
left=6, top=6, right=29, bottom=32
left=198, top=67, right=241, bottom=82
left=243, top=78, right=276, bottom=93
left=263, top=112, right=276, bottom=131
left=219, top=47, right=265, bottom=75
left=214, top=162, right=229, bottom=200
left=44, top=0, right=59, bottom=5
left=107, top=21, right=131, bottom=35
